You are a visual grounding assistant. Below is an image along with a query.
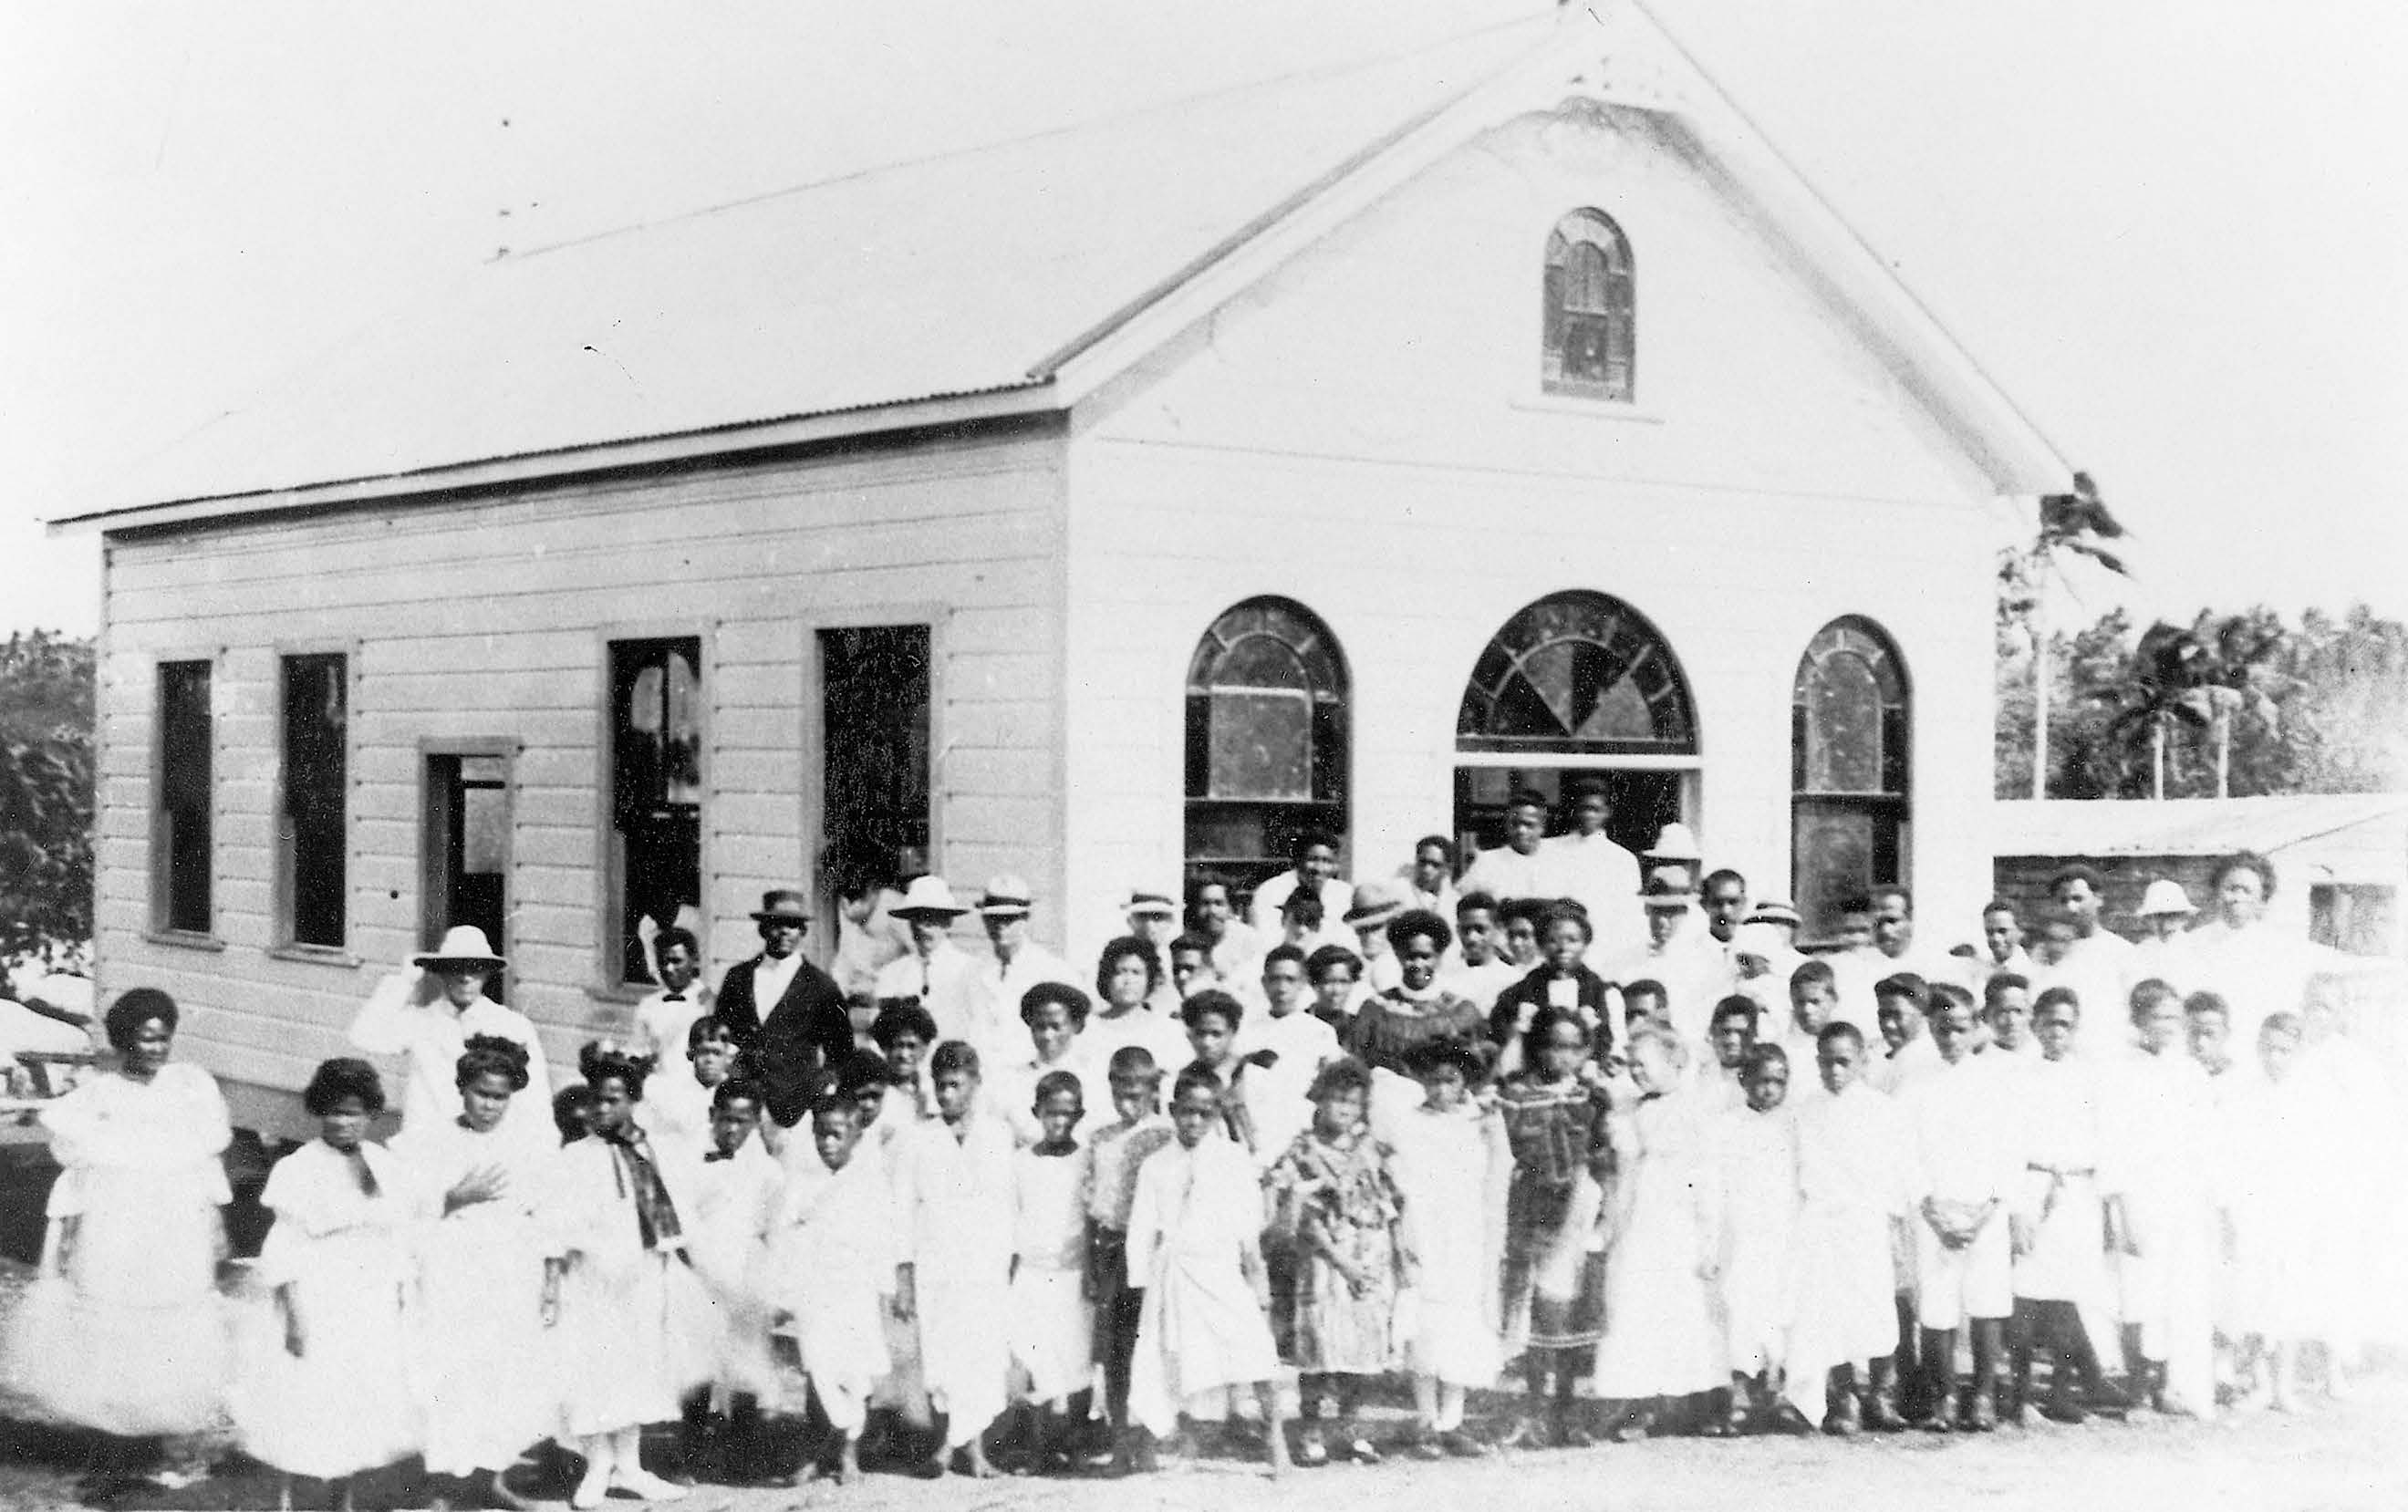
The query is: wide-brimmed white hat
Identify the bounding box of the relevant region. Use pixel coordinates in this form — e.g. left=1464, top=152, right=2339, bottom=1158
left=1644, top=822, right=1705, bottom=863
left=891, top=876, right=970, bottom=919
left=1343, top=879, right=1408, bottom=928
left=414, top=925, right=505, bottom=971
left=1746, top=899, right=1803, bottom=930
left=2137, top=878, right=2197, bottom=917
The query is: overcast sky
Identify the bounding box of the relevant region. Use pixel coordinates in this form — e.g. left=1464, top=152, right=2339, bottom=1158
left=5, top=0, right=2403, bottom=637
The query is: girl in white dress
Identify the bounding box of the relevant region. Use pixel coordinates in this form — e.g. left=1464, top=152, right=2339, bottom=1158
left=1389, top=1038, right=1505, bottom=1458
left=548, top=1044, right=710, bottom=1508
left=234, top=1059, right=421, bottom=1511
left=1590, top=1026, right=1728, bottom=1439
left=4, top=989, right=231, bottom=1491
left=391, top=1035, right=557, bottom=1509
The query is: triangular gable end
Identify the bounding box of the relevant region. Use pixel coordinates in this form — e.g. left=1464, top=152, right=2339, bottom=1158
left=1041, top=0, right=2072, bottom=499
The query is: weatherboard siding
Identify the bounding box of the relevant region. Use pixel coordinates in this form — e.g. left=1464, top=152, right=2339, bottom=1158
left=1060, top=105, right=1999, bottom=951
left=95, top=432, right=1067, bottom=1127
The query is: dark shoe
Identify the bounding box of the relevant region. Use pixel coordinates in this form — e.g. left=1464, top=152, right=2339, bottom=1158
left=1770, top=1403, right=1817, bottom=1436
left=1922, top=1388, right=1958, bottom=1434
left=1406, top=1430, right=1446, bottom=1462
left=1966, top=1384, right=1999, bottom=1433
left=1438, top=1430, right=1489, bottom=1459
left=1824, top=1380, right=1863, bottom=1438
left=1865, top=1362, right=1911, bottom=1434
left=1341, top=1436, right=1380, bottom=1465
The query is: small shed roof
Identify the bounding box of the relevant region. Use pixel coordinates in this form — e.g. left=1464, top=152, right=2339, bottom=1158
left=1993, top=794, right=2408, bottom=860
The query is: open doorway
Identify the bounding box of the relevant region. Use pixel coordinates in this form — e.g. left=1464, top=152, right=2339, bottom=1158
left=1453, top=765, right=1688, bottom=862
left=423, top=747, right=511, bottom=1000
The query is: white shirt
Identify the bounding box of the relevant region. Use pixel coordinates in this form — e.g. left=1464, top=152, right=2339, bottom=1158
left=1455, top=844, right=1565, bottom=908
left=872, top=941, right=980, bottom=1034
left=1545, top=831, right=1645, bottom=955
left=951, top=942, right=1081, bottom=1057
left=1247, top=872, right=1355, bottom=936
left=751, top=949, right=806, bottom=1020
left=348, top=976, right=551, bottom=1152
left=630, top=988, right=709, bottom=1060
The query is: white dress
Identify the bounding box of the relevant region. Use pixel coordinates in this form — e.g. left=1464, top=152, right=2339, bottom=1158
left=1126, top=1137, right=1280, bottom=1435
left=1781, top=1083, right=1912, bottom=1415
left=1709, top=1103, right=1800, bottom=1376
left=392, top=1116, right=560, bottom=1476
left=545, top=1133, right=717, bottom=1436
left=347, top=979, right=553, bottom=1149
left=4, top=1063, right=232, bottom=1435
left=1009, top=1144, right=1095, bottom=1403
left=759, top=1155, right=899, bottom=1433
left=1387, top=1102, right=1504, bottom=1388
left=892, top=1113, right=1018, bottom=1445
left=672, top=1139, right=784, bottom=1399
left=1592, top=1089, right=1728, bottom=1398
left=233, top=1140, right=422, bottom=1477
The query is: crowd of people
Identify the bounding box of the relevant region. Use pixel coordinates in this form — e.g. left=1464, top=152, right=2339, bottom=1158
left=5, top=785, right=2405, bottom=1507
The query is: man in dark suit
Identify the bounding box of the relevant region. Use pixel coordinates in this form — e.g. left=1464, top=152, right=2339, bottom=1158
left=715, top=887, right=851, bottom=1126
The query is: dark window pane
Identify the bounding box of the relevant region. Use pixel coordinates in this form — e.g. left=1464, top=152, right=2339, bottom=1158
left=159, top=661, right=212, bottom=933
left=282, top=654, right=348, bottom=948
left=1804, top=651, right=1884, bottom=793
left=821, top=624, right=932, bottom=894
left=1457, top=592, right=1694, bottom=754
left=1208, top=690, right=1312, bottom=800
left=1185, top=598, right=1349, bottom=876
left=1542, top=210, right=1635, bottom=400
left=611, top=637, right=706, bottom=983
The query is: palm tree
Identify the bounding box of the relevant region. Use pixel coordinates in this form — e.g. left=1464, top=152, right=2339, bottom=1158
left=2191, top=610, right=2286, bottom=798
left=2012, top=473, right=2129, bottom=797
left=2094, top=622, right=2214, bottom=800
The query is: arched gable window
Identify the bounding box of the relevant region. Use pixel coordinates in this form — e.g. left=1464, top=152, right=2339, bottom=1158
left=1458, top=591, right=1693, bottom=754
left=1185, top=598, right=1348, bottom=893
left=1542, top=209, right=1635, bottom=401
left=1791, top=617, right=1911, bottom=940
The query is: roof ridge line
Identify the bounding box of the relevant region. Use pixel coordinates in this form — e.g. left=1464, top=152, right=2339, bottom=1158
left=508, top=12, right=1556, bottom=266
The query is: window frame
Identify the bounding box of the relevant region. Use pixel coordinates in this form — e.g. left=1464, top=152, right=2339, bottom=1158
left=1541, top=208, right=1636, bottom=403
left=595, top=626, right=711, bottom=998
left=150, top=654, right=221, bottom=945
left=1183, top=596, right=1351, bottom=894
left=1456, top=589, right=1697, bottom=758
left=1790, top=616, right=1912, bottom=942
left=804, top=608, right=948, bottom=947
left=420, top=736, right=518, bottom=966
left=272, top=643, right=358, bottom=962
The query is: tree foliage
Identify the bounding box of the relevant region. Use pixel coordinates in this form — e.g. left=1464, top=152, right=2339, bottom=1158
left=0, top=631, right=96, bottom=963
left=1998, top=601, right=2408, bottom=800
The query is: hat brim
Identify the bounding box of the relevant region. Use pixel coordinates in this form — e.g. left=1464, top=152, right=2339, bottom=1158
left=751, top=911, right=813, bottom=924
left=414, top=954, right=504, bottom=971
left=975, top=905, right=1033, bottom=917
left=892, top=906, right=969, bottom=920
left=1343, top=907, right=1405, bottom=927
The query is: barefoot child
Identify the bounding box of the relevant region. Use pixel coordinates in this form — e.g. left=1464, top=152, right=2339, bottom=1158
left=1266, top=1058, right=1407, bottom=1466
left=1710, top=1045, right=1803, bottom=1433
left=763, top=1092, right=902, bottom=1485
left=1084, top=1048, right=1175, bottom=1466
left=1007, top=1072, right=1095, bottom=1469
left=892, top=1041, right=1016, bottom=1477
left=1126, top=1066, right=1292, bottom=1476
left=394, top=1038, right=555, bottom=1511
left=677, top=1080, right=784, bottom=1483
left=1389, top=1039, right=1502, bottom=1458
left=2008, top=987, right=2120, bottom=1424
left=1497, top=1006, right=1613, bottom=1445
left=1783, top=1024, right=1914, bottom=1435
left=236, top=1060, right=421, bottom=1512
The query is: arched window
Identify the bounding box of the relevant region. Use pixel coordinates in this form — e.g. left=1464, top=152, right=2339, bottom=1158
left=1454, top=591, right=1696, bottom=862
left=1542, top=210, right=1635, bottom=400
left=1458, top=591, right=1694, bottom=754
left=1185, top=598, right=1348, bottom=893
left=1791, top=617, right=1911, bottom=940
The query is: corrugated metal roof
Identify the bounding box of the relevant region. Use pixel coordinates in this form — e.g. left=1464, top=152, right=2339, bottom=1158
left=81, top=22, right=1549, bottom=518
left=1994, top=794, right=2408, bottom=859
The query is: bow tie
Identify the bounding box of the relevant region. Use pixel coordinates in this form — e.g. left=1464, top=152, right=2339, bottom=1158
left=704, top=1149, right=736, bottom=1163
left=662, top=993, right=687, bottom=1002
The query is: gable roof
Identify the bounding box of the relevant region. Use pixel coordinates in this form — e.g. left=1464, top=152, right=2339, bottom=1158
left=1994, top=794, right=2408, bottom=861
left=57, top=3, right=2072, bottom=533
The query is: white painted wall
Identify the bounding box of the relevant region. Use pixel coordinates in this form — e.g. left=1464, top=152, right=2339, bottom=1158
left=95, top=430, right=1066, bottom=1121
left=1061, top=105, right=2002, bottom=962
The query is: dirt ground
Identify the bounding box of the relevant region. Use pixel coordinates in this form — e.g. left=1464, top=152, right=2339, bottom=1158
left=5, top=1248, right=2405, bottom=1512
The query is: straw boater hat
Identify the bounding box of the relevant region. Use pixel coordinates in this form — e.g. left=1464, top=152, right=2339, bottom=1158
left=977, top=875, right=1036, bottom=917
left=890, top=876, right=970, bottom=919
left=414, top=925, right=505, bottom=972
left=1342, top=879, right=1408, bottom=929
left=1644, top=822, right=1705, bottom=864
left=2137, top=879, right=2198, bottom=918
left=1124, top=890, right=1178, bottom=920
left=1640, top=868, right=1697, bottom=911
left=749, top=887, right=812, bottom=923
left=1745, top=899, right=1804, bottom=931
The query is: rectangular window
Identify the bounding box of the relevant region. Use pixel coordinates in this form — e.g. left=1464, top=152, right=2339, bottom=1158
left=820, top=626, right=932, bottom=884
left=608, top=637, right=702, bottom=986
left=280, top=653, right=348, bottom=948
left=424, top=749, right=512, bottom=997
left=156, top=660, right=213, bottom=934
